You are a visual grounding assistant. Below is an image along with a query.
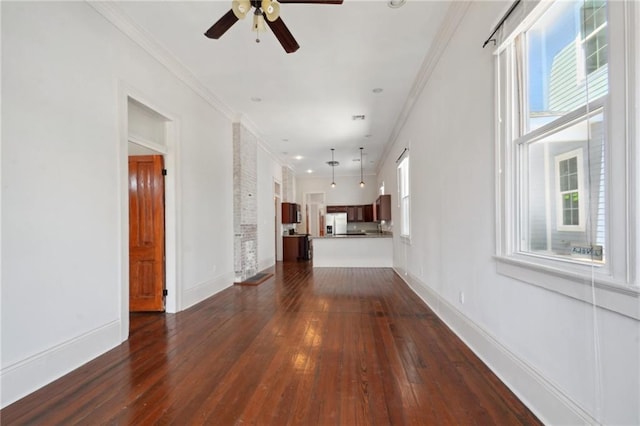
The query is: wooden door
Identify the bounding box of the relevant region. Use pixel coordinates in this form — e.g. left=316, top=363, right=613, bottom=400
left=129, top=155, right=165, bottom=312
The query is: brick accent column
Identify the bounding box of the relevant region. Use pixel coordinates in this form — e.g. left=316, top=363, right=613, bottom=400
left=233, top=123, right=258, bottom=282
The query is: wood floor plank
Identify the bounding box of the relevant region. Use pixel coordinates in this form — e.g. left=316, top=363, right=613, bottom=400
left=1, top=263, right=541, bottom=425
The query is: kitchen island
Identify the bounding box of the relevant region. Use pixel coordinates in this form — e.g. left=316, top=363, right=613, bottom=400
left=311, top=233, right=392, bottom=267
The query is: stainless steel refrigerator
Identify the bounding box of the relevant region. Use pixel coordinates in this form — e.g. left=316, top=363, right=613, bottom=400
left=325, top=212, right=347, bottom=235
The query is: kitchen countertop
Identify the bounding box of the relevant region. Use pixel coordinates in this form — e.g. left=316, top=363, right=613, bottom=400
left=312, top=233, right=393, bottom=267
left=312, top=233, right=392, bottom=239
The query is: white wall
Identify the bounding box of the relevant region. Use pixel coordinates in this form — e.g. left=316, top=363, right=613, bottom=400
left=296, top=174, right=378, bottom=206
left=377, top=2, right=639, bottom=425
left=296, top=174, right=379, bottom=234
left=1, top=1, right=238, bottom=407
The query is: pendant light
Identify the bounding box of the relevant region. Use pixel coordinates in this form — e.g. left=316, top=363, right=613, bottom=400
left=359, top=147, right=365, bottom=187
left=330, top=148, right=336, bottom=188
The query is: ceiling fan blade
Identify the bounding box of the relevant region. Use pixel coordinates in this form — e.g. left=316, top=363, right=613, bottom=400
left=204, top=9, right=239, bottom=39
left=278, top=0, right=343, bottom=3
left=264, top=15, right=300, bottom=53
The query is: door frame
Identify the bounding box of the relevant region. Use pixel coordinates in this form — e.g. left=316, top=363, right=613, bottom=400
left=119, top=83, right=180, bottom=341
left=274, top=179, right=283, bottom=261
left=303, top=191, right=326, bottom=237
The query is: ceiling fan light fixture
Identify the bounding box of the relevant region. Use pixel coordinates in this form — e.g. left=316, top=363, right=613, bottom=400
left=262, top=0, right=281, bottom=22
left=205, top=0, right=342, bottom=53
left=252, top=12, right=266, bottom=32
left=232, top=0, right=251, bottom=19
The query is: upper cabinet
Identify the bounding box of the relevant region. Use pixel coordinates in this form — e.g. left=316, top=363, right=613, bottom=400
left=326, top=205, right=348, bottom=214
left=375, top=195, right=391, bottom=222
left=282, top=202, right=301, bottom=224
left=326, top=204, right=374, bottom=223
left=363, top=204, right=374, bottom=222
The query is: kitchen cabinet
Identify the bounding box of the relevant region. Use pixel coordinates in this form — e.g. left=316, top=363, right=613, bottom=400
left=326, top=205, right=347, bottom=214
left=282, top=202, right=301, bottom=224
left=328, top=204, right=374, bottom=222
left=375, top=195, right=391, bottom=222
left=363, top=204, right=374, bottom=222
left=283, top=235, right=311, bottom=261
left=347, top=206, right=360, bottom=222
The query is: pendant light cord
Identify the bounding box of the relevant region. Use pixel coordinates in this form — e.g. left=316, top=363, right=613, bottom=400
left=360, top=147, right=365, bottom=187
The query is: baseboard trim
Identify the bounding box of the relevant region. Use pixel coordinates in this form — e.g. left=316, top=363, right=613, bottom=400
left=0, top=320, right=121, bottom=409
left=257, top=259, right=275, bottom=274
left=181, top=271, right=235, bottom=310
left=394, top=268, right=597, bottom=425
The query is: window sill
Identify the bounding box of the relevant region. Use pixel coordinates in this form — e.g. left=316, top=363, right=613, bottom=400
left=494, top=254, right=639, bottom=320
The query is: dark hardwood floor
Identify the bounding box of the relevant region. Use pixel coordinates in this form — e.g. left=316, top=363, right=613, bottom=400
left=1, top=262, right=541, bottom=425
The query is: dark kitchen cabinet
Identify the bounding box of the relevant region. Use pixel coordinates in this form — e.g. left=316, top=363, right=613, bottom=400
left=326, top=205, right=347, bottom=214
left=375, top=195, right=391, bottom=222
left=363, top=204, right=374, bottom=222
left=347, top=206, right=360, bottom=222
left=328, top=204, right=374, bottom=222
left=283, top=235, right=311, bottom=261
left=282, top=202, right=301, bottom=224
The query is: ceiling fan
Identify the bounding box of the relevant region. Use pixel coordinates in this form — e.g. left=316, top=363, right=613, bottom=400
left=204, top=0, right=343, bottom=54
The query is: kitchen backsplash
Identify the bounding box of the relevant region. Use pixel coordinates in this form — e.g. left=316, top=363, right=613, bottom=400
left=347, top=222, right=380, bottom=233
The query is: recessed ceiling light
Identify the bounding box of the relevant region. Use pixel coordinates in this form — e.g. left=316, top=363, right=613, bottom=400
left=251, top=97, right=262, bottom=102
left=282, top=138, right=289, bottom=142
left=372, top=88, right=383, bottom=93
left=352, top=115, right=365, bottom=121
left=307, top=169, right=313, bottom=174
left=295, top=155, right=303, bottom=160
left=365, top=134, right=372, bottom=138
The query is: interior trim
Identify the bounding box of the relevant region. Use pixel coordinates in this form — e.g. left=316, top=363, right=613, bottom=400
left=181, top=271, right=236, bottom=311
left=394, top=268, right=598, bottom=425
left=0, top=320, right=121, bottom=409
left=87, top=1, right=234, bottom=121
left=377, top=1, right=472, bottom=175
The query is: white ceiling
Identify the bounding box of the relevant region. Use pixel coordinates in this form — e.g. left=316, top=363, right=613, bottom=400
left=114, top=0, right=451, bottom=177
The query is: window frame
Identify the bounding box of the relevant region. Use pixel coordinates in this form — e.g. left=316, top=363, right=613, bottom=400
left=580, top=0, right=608, bottom=76
left=493, top=0, right=639, bottom=320
left=397, top=156, right=410, bottom=240
left=554, top=148, right=585, bottom=232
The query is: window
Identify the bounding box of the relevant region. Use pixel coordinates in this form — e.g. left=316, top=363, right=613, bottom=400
left=522, top=110, right=604, bottom=259
left=397, top=156, right=410, bottom=238
left=581, top=0, right=607, bottom=75
left=555, top=149, right=584, bottom=230
left=516, top=0, right=608, bottom=263
left=494, top=0, right=637, bottom=314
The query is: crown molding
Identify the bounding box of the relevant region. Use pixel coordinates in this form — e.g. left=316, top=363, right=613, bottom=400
left=87, top=1, right=235, bottom=121
left=88, top=1, right=292, bottom=170
left=377, top=1, right=472, bottom=175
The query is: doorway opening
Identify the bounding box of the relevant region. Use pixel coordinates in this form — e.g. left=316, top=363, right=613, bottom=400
left=274, top=180, right=282, bottom=261
left=304, top=192, right=326, bottom=237
left=124, top=95, right=177, bottom=335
